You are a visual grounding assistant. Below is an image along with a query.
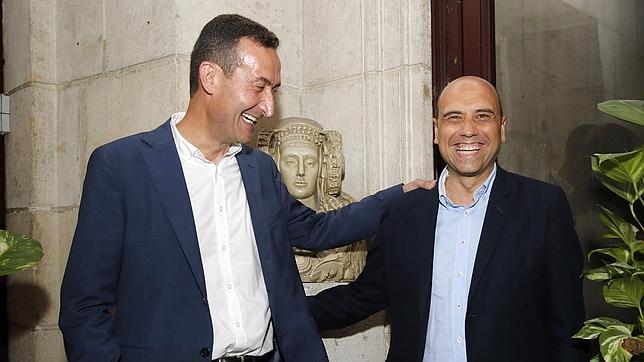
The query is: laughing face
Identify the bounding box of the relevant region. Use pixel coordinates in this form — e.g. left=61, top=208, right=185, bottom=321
left=209, top=37, right=281, bottom=145
left=433, top=77, right=507, bottom=183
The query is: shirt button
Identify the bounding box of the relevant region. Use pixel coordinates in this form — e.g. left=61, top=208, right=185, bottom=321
left=221, top=245, right=227, bottom=251
left=456, top=337, right=463, bottom=343
left=227, top=284, right=232, bottom=290
left=456, top=303, right=462, bottom=308
left=236, top=322, right=241, bottom=327
left=218, top=206, right=223, bottom=212
left=200, top=347, right=211, bottom=357
left=459, top=240, right=465, bottom=245
left=458, top=271, right=464, bottom=277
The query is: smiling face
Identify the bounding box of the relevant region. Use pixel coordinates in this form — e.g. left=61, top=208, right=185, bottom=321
left=433, top=77, right=507, bottom=184
left=278, top=139, right=320, bottom=200
left=206, top=37, right=281, bottom=145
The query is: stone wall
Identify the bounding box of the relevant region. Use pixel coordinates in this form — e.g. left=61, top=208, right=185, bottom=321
left=3, top=0, right=432, bottom=360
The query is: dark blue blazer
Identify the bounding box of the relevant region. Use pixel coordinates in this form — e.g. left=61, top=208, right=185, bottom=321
left=310, top=167, right=587, bottom=361
left=59, top=120, right=402, bottom=362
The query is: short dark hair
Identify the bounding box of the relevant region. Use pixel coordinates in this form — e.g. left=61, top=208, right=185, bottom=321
left=189, top=14, right=280, bottom=96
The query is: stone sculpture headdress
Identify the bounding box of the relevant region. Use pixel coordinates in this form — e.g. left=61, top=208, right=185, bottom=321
left=257, top=117, right=345, bottom=197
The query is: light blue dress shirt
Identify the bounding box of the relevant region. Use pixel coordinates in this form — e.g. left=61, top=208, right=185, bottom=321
left=423, top=164, right=497, bottom=362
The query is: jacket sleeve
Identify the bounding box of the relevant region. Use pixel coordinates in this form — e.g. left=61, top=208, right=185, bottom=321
left=544, top=187, right=587, bottom=361
left=59, top=147, right=124, bottom=362
left=307, top=213, right=391, bottom=330
left=265, top=157, right=403, bottom=251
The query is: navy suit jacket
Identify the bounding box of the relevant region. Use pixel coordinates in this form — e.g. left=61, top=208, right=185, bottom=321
left=309, top=167, right=586, bottom=361
left=59, top=120, right=403, bottom=362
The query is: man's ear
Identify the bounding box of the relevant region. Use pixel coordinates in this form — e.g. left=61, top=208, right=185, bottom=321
left=433, top=118, right=439, bottom=144
left=198, top=61, right=223, bottom=95
left=501, top=116, right=507, bottom=142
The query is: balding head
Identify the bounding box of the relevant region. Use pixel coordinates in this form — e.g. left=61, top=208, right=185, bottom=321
left=437, top=76, right=503, bottom=118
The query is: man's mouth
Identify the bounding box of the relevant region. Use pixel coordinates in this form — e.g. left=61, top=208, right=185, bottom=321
left=241, top=113, right=258, bottom=125
left=455, top=143, right=482, bottom=154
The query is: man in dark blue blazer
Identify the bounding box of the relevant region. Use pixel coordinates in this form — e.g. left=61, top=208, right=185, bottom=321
left=59, top=14, right=432, bottom=362
left=309, top=76, right=587, bottom=361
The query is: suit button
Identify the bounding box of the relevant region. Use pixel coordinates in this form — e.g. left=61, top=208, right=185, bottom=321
left=200, top=347, right=210, bottom=357
left=202, top=297, right=208, bottom=305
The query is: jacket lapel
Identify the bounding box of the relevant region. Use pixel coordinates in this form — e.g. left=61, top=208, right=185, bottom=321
left=467, top=167, right=514, bottom=304
left=236, top=147, right=274, bottom=294
left=416, top=188, right=440, bottom=359
left=140, top=120, right=207, bottom=297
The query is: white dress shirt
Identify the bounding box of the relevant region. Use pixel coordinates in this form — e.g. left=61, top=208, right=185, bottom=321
left=170, top=112, right=273, bottom=358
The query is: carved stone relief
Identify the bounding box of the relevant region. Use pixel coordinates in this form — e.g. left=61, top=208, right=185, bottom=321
left=257, top=117, right=367, bottom=282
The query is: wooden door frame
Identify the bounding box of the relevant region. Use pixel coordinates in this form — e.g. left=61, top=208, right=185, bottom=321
left=431, top=0, right=496, bottom=173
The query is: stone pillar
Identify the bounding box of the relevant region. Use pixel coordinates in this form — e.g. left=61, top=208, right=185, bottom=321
left=3, top=0, right=187, bottom=359
left=299, top=1, right=433, bottom=361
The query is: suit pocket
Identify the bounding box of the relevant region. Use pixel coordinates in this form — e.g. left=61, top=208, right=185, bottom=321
left=119, top=345, right=150, bottom=362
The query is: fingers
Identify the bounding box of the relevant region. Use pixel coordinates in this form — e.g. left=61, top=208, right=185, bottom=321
left=402, top=179, right=437, bottom=193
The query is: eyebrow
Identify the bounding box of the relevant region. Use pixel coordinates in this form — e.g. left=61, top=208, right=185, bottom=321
left=441, top=108, right=496, bottom=117
left=441, top=110, right=463, bottom=118
left=257, top=77, right=281, bottom=89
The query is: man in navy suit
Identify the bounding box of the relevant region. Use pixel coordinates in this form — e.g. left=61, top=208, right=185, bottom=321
left=59, top=14, right=432, bottom=362
left=309, top=76, right=587, bottom=361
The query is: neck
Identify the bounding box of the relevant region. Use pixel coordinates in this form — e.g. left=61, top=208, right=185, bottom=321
left=444, top=167, right=492, bottom=206
left=177, top=98, right=230, bottom=163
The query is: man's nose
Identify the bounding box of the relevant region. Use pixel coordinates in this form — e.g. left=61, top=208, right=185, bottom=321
left=461, top=117, right=478, bottom=136
left=259, top=89, right=274, bottom=118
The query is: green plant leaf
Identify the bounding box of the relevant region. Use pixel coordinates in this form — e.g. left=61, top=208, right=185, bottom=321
left=589, top=247, right=631, bottom=264
left=574, top=323, right=607, bottom=339
left=605, top=263, right=633, bottom=278
left=0, top=230, right=43, bottom=277
left=598, top=100, right=644, bottom=126
left=586, top=266, right=612, bottom=281
left=599, top=325, right=633, bottom=362
left=592, top=146, right=644, bottom=204
left=584, top=317, right=634, bottom=331
left=598, top=207, right=639, bottom=249
left=590, top=354, right=603, bottom=362
left=603, top=276, right=644, bottom=309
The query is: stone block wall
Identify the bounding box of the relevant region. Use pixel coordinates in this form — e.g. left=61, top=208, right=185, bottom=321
left=3, top=0, right=432, bottom=360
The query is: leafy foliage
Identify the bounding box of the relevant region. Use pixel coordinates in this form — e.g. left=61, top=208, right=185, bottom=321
left=574, top=100, right=644, bottom=361
left=0, top=230, right=44, bottom=277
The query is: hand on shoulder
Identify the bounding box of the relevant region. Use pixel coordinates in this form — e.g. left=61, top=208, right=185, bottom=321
left=402, top=179, right=437, bottom=193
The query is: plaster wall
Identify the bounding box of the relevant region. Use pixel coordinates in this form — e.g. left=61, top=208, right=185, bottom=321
left=3, top=0, right=432, bottom=360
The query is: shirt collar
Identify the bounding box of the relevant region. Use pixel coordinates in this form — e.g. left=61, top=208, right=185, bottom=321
left=438, top=163, right=497, bottom=209
left=169, top=112, right=242, bottom=163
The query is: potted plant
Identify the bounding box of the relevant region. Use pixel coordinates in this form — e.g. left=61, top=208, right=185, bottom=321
left=573, top=100, right=644, bottom=361
left=0, top=230, right=43, bottom=276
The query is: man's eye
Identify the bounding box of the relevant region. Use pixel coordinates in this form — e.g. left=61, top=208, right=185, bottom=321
left=476, top=114, right=492, bottom=121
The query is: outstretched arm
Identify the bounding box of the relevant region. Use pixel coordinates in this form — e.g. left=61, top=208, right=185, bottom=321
left=308, top=230, right=389, bottom=330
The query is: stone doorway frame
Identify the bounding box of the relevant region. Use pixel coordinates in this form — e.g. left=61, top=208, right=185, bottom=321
left=0, top=0, right=7, bottom=358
